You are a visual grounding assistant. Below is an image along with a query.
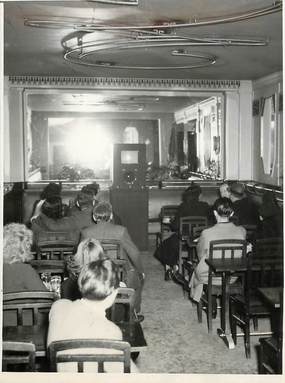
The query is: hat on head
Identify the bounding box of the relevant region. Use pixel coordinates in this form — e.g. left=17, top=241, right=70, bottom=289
left=230, top=182, right=245, bottom=197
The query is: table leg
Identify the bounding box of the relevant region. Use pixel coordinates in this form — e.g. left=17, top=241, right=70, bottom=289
left=217, top=272, right=235, bottom=349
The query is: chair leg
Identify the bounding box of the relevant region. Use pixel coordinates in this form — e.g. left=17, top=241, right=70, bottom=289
left=244, top=316, right=251, bottom=358
left=229, top=300, right=237, bottom=345
left=197, top=301, right=203, bottom=323
left=253, top=317, right=258, bottom=331
left=207, top=294, right=213, bottom=333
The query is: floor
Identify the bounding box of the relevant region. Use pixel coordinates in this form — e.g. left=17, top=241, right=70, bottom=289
left=134, top=239, right=266, bottom=374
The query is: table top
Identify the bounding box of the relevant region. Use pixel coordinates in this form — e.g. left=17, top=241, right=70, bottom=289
left=3, top=321, right=147, bottom=356
left=258, top=287, right=283, bottom=309
left=205, top=257, right=248, bottom=274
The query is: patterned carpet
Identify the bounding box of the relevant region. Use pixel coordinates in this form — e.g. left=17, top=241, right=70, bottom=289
left=134, top=240, right=264, bottom=374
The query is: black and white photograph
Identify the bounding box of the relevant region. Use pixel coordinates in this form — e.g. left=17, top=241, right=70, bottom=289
left=0, top=0, right=283, bottom=380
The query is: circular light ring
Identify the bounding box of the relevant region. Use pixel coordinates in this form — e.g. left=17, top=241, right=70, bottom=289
left=24, top=2, right=282, bottom=31
left=63, top=38, right=217, bottom=70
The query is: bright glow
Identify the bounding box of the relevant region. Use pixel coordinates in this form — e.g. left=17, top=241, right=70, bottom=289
left=66, top=123, right=112, bottom=169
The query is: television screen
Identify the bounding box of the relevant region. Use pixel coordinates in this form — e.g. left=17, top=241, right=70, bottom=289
left=121, top=150, right=139, bottom=164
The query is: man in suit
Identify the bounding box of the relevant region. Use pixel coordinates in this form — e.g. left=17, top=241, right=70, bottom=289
left=229, top=182, right=260, bottom=226
left=81, top=202, right=145, bottom=320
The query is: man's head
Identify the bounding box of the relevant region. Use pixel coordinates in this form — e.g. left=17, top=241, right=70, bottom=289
left=213, top=197, right=234, bottom=221
left=78, top=258, right=119, bottom=302
left=219, top=183, right=231, bottom=199
left=42, top=196, right=63, bottom=219
left=230, top=183, right=245, bottom=201
left=76, top=188, right=95, bottom=210
left=93, top=202, right=113, bottom=223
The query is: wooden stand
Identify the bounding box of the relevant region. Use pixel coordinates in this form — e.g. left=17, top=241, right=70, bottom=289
left=110, top=188, right=149, bottom=251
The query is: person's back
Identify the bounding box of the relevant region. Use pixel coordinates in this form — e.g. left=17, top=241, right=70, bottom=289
left=230, top=183, right=260, bottom=226
left=190, top=198, right=246, bottom=303
left=259, top=191, right=283, bottom=238
left=81, top=202, right=144, bottom=315
left=47, top=259, right=139, bottom=372
left=172, top=184, right=211, bottom=231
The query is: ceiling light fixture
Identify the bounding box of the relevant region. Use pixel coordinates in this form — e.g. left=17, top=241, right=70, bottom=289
left=24, top=2, right=281, bottom=30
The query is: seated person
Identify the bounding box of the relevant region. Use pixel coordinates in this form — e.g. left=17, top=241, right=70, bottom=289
left=189, top=197, right=246, bottom=303
left=258, top=191, right=283, bottom=238
left=81, top=202, right=145, bottom=319
left=47, top=259, right=139, bottom=373
left=229, top=182, right=260, bottom=226
left=67, top=187, right=97, bottom=230
left=3, top=223, right=47, bottom=294
left=154, top=183, right=211, bottom=281
left=31, top=196, right=81, bottom=246
left=61, top=238, right=106, bottom=300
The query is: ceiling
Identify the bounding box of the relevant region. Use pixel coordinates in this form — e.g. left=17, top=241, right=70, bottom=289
left=4, top=0, right=283, bottom=80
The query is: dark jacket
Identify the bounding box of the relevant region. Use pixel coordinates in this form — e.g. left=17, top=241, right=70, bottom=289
left=232, top=197, right=260, bottom=226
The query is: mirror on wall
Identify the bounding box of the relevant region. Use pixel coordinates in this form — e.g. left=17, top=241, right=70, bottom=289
left=24, top=90, right=224, bottom=183
left=260, top=95, right=276, bottom=176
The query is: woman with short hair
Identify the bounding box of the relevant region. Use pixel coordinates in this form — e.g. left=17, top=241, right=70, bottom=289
left=3, top=223, right=47, bottom=293
left=47, top=259, right=139, bottom=372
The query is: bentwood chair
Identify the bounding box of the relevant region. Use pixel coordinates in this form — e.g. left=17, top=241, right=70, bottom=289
left=48, top=339, right=131, bottom=372
left=100, top=239, right=124, bottom=260
left=178, top=216, right=208, bottom=274
left=197, top=239, right=247, bottom=333
left=229, top=238, right=283, bottom=358
left=2, top=341, right=36, bottom=371
left=3, top=291, right=55, bottom=327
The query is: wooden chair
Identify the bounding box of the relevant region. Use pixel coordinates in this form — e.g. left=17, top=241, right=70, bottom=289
left=178, top=216, right=208, bottom=274
left=229, top=238, right=283, bottom=358
left=159, top=205, right=179, bottom=241
left=2, top=341, right=36, bottom=371
left=48, top=339, right=131, bottom=372
left=109, top=287, right=135, bottom=323
left=35, top=231, right=76, bottom=260
left=3, top=291, right=55, bottom=326
left=197, top=239, right=247, bottom=333
left=100, top=239, right=124, bottom=260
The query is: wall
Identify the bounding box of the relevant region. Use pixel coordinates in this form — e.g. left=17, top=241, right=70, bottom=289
left=252, top=72, right=283, bottom=186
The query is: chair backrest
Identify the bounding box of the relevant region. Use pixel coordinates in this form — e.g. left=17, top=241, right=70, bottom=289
left=160, top=205, right=179, bottom=239
left=179, top=216, right=208, bottom=240
left=109, top=287, right=135, bottom=323
left=36, top=231, right=76, bottom=260
left=112, top=259, right=127, bottom=282
left=3, top=291, right=55, bottom=326
left=2, top=341, right=36, bottom=371
left=48, top=339, right=131, bottom=372
left=100, top=240, right=124, bottom=260
left=209, top=239, right=248, bottom=261
left=249, top=238, right=283, bottom=288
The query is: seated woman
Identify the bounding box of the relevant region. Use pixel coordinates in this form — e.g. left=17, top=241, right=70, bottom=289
left=61, top=238, right=105, bottom=300
left=154, top=183, right=211, bottom=281
left=3, top=223, right=47, bottom=294
left=47, top=258, right=139, bottom=372
left=189, top=197, right=246, bottom=304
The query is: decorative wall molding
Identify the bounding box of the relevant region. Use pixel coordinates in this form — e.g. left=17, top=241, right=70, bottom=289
left=8, top=76, right=240, bottom=91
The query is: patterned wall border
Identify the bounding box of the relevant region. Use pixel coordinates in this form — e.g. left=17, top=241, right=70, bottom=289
left=8, top=76, right=240, bottom=90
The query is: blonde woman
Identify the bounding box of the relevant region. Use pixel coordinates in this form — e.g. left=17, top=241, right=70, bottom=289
left=3, top=223, right=46, bottom=293
left=61, top=238, right=105, bottom=300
